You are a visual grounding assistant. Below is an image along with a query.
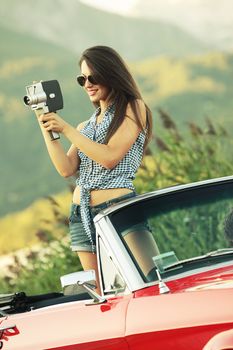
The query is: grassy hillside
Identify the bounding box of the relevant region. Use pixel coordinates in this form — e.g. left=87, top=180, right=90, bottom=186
left=132, top=52, right=233, bottom=128
left=0, top=191, right=72, bottom=255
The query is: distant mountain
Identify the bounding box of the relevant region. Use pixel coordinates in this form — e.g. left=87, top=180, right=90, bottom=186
left=131, top=0, right=233, bottom=52
left=0, top=0, right=212, bottom=60
left=81, top=0, right=233, bottom=53
left=131, top=52, right=233, bottom=125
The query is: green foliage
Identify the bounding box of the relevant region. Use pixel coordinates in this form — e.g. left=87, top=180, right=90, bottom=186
left=0, top=239, right=80, bottom=295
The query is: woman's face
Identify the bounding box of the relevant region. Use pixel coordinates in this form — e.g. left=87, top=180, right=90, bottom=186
left=80, top=60, right=110, bottom=104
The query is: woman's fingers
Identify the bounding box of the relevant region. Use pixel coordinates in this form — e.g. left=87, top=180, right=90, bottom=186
left=39, top=113, right=65, bottom=133
left=39, top=113, right=55, bottom=122
left=39, top=112, right=53, bottom=125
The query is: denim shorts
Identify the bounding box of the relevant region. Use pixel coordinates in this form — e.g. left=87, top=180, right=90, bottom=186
left=69, top=191, right=136, bottom=253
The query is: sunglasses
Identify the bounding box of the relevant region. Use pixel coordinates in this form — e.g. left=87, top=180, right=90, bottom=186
left=76, top=74, right=98, bottom=87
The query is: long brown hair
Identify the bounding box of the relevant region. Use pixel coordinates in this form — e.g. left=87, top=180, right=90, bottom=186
left=79, top=45, right=152, bottom=149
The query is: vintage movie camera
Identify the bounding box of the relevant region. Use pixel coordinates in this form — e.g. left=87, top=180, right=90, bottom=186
left=23, top=80, right=63, bottom=141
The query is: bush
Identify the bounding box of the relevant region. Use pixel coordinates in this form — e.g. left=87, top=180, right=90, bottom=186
left=0, top=197, right=80, bottom=295
left=135, top=109, right=233, bottom=193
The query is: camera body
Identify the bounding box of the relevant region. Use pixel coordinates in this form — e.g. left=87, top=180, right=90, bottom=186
left=24, top=80, right=64, bottom=140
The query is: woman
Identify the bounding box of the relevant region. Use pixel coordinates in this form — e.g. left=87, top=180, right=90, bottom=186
left=36, top=46, right=153, bottom=292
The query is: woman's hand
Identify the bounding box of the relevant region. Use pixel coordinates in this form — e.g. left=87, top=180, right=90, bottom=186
left=38, top=112, right=68, bottom=134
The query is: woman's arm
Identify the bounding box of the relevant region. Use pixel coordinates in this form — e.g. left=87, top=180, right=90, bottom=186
left=35, top=109, right=85, bottom=177
left=39, top=101, right=146, bottom=170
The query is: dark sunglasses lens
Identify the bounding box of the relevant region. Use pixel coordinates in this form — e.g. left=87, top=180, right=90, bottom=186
left=77, top=76, right=86, bottom=86
left=88, top=75, right=97, bottom=85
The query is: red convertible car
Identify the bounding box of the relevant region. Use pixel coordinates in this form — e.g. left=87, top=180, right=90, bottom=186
left=1, top=176, right=233, bottom=349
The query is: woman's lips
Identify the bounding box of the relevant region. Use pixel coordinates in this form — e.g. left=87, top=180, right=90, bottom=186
left=87, top=89, right=97, bottom=96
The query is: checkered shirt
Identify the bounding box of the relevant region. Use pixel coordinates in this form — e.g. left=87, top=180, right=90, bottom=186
left=76, top=104, right=146, bottom=250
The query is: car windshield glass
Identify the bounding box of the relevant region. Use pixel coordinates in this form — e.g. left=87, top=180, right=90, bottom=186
left=109, top=180, right=233, bottom=282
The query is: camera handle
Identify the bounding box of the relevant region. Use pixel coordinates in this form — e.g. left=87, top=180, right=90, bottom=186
left=34, top=108, right=60, bottom=141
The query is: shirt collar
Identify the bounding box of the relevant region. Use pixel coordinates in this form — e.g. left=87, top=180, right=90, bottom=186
left=89, top=107, right=100, bottom=125
left=89, top=104, right=115, bottom=126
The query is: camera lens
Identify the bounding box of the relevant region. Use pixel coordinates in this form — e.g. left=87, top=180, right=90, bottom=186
left=23, top=95, right=31, bottom=105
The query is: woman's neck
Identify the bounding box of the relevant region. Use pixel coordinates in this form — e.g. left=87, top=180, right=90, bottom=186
left=99, top=101, right=109, bottom=113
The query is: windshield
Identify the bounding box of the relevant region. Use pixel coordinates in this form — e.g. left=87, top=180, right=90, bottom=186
left=109, top=180, right=233, bottom=282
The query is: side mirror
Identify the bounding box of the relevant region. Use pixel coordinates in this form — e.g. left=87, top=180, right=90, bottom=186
left=60, top=270, right=96, bottom=295
left=60, top=270, right=106, bottom=304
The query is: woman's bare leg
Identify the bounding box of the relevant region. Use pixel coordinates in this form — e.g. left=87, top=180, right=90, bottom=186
left=77, top=251, right=101, bottom=294
left=124, top=230, right=159, bottom=276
